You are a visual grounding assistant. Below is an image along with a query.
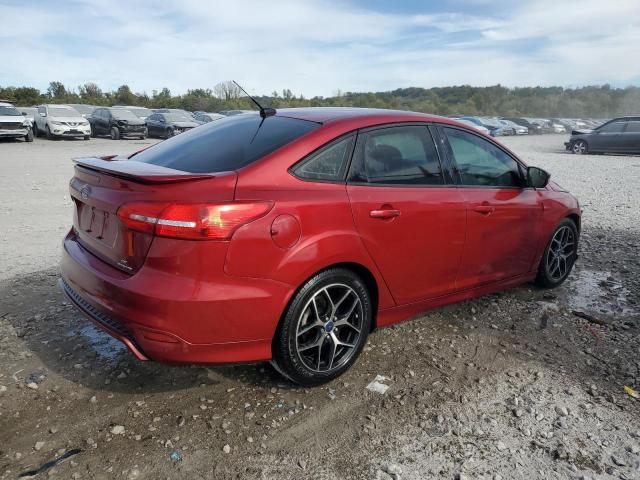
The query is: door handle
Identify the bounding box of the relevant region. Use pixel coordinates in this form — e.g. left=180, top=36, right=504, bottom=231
left=369, top=209, right=401, bottom=219
left=473, top=205, right=495, bottom=215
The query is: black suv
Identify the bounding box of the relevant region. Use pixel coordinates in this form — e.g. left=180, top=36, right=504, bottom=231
left=89, top=107, right=147, bottom=140
left=565, top=117, right=640, bottom=155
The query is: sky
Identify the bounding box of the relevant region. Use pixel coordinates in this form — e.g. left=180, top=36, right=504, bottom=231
left=1, top=0, right=639, bottom=97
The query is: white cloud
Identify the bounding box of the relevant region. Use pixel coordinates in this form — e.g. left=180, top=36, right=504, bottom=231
left=0, top=0, right=638, bottom=97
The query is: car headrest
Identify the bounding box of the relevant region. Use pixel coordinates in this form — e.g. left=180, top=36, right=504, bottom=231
left=366, top=144, right=402, bottom=177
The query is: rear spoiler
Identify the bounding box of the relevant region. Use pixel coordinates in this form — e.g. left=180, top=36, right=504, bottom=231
left=73, top=156, right=218, bottom=184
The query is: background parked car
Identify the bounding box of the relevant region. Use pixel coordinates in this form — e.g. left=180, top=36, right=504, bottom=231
left=499, top=119, right=528, bottom=135
left=565, top=116, right=640, bottom=154
left=153, top=108, right=195, bottom=119
left=18, top=107, right=37, bottom=124
left=113, top=105, right=154, bottom=120
left=501, top=117, right=544, bottom=135
left=89, top=107, right=147, bottom=140
left=194, top=112, right=226, bottom=124
left=146, top=112, right=199, bottom=138
left=0, top=101, right=33, bottom=142
left=452, top=118, right=491, bottom=135
left=66, top=104, right=96, bottom=119
left=33, top=104, right=91, bottom=140
left=476, top=117, right=515, bottom=136
left=218, top=109, right=255, bottom=116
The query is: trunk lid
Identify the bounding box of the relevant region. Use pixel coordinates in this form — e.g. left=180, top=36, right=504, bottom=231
left=69, top=157, right=237, bottom=274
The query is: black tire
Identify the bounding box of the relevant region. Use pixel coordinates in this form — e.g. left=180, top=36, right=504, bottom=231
left=110, top=127, right=120, bottom=140
left=33, top=124, right=39, bottom=137
left=24, top=129, right=34, bottom=142
left=90, top=127, right=96, bottom=138
left=166, top=128, right=174, bottom=138
left=535, top=218, right=578, bottom=288
left=83, top=135, right=90, bottom=141
left=272, top=268, right=372, bottom=386
left=45, top=125, right=53, bottom=140
left=571, top=140, right=588, bottom=155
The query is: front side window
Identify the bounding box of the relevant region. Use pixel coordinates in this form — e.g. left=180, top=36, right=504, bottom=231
left=624, top=121, right=640, bottom=133
left=351, top=125, right=443, bottom=185
left=598, top=121, right=625, bottom=133
left=443, top=127, right=523, bottom=187
left=292, top=135, right=354, bottom=182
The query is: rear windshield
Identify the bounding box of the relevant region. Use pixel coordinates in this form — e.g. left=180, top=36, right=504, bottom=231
left=133, top=114, right=320, bottom=173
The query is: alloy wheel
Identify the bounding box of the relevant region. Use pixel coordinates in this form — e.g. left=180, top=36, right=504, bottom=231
left=295, top=283, right=364, bottom=373
left=546, top=226, right=576, bottom=281
left=572, top=141, right=587, bottom=154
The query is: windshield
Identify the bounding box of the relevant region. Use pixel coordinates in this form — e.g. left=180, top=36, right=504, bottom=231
left=48, top=107, right=82, bottom=118
left=164, top=113, right=194, bottom=122
left=69, top=105, right=94, bottom=114
left=0, top=106, right=21, bottom=116
left=128, top=108, right=152, bottom=118
left=111, top=109, right=140, bottom=120
left=134, top=114, right=320, bottom=173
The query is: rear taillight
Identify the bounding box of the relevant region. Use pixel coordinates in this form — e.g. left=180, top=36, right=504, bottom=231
left=117, top=201, right=273, bottom=240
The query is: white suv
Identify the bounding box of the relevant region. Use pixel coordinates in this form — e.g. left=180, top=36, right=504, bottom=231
left=33, top=104, right=91, bottom=140
left=0, top=102, right=33, bottom=142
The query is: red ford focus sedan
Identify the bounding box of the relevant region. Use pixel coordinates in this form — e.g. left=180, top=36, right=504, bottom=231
left=60, top=108, right=580, bottom=385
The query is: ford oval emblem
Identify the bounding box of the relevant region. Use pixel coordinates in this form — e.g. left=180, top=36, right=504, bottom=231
left=80, top=184, right=91, bottom=199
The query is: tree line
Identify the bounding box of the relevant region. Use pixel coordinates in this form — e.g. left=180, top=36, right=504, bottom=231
left=1, top=80, right=639, bottom=118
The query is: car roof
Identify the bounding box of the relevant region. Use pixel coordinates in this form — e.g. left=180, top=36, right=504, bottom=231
left=274, top=107, right=448, bottom=124
left=0, top=102, right=16, bottom=107
left=610, top=116, right=640, bottom=121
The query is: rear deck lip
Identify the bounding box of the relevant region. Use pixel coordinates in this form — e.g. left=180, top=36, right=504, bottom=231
left=58, top=278, right=150, bottom=361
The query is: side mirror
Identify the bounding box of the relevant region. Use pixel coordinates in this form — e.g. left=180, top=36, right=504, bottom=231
left=527, top=166, right=550, bottom=188
left=21, top=112, right=27, bottom=116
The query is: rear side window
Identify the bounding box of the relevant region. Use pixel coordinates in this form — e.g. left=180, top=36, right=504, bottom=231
left=291, top=135, right=354, bottom=182
left=350, top=125, right=444, bottom=185
left=133, top=115, right=320, bottom=173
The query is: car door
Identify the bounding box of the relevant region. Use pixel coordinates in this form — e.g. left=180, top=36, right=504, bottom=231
left=439, top=126, right=542, bottom=289
left=589, top=120, right=625, bottom=152
left=91, top=109, right=102, bottom=134
left=621, top=120, right=640, bottom=153
left=346, top=124, right=466, bottom=305
left=147, top=114, right=158, bottom=136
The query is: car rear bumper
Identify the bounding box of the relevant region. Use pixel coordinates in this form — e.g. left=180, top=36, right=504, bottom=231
left=60, top=229, right=292, bottom=364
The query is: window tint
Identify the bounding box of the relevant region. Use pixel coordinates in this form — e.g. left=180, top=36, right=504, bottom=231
left=624, top=121, right=640, bottom=133
left=133, top=114, right=320, bottom=173
left=351, top=126, right=443, bottom=185
left=292, top=135, right=354, bottom=181
left=443, top=127, right=523, bottom=187
left=598, top=121, right=625, bottom=133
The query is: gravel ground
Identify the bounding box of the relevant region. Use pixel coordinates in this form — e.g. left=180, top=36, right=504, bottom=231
left=0, top=134, right=638, bottom=480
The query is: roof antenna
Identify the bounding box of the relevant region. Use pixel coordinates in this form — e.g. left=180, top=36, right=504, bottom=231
left=233, top=81, right=276, bottom=118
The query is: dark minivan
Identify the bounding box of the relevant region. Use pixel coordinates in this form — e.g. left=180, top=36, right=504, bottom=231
left=566, top=117, right=640, bottom=154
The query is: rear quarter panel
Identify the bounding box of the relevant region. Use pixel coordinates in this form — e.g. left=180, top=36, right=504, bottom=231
left=225, top=182, right=396, bottom=311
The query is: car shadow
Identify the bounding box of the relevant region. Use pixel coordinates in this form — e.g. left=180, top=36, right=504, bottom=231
left=1, top=226, right=637, bottom=397
left=0, top=268, right=289, bottom=395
